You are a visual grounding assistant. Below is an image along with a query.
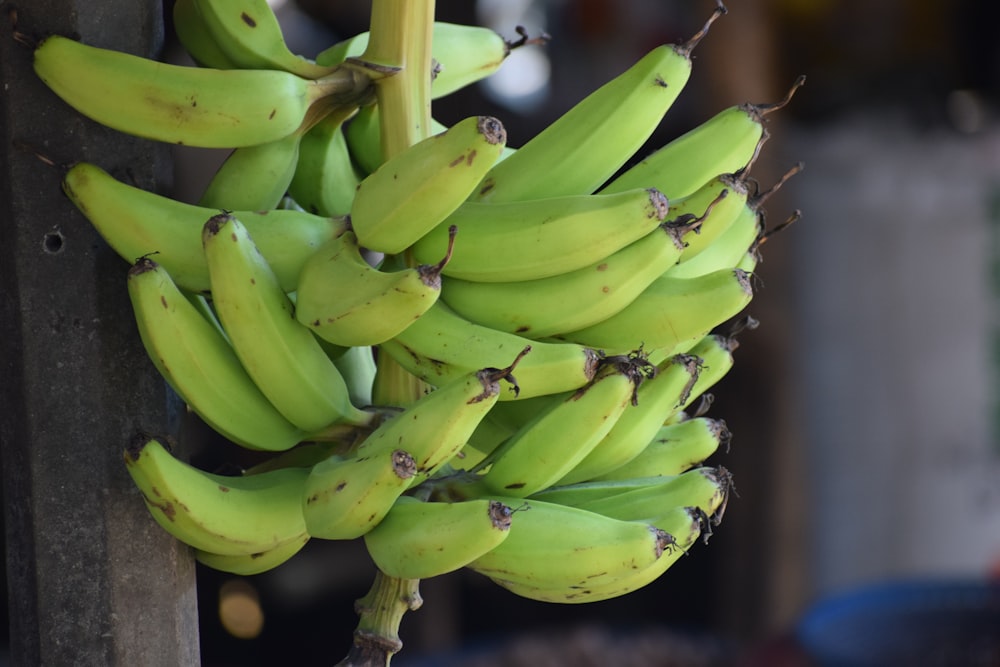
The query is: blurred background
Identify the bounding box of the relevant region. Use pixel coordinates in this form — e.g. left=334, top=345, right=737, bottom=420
left=158, top=0, right=1000, bottom=664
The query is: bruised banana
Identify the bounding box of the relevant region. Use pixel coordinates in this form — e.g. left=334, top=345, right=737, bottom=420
left=203, top=213, right=373, bottom=433
left=33, top=34, right=369, bottom=148
left=62, top=162, right=348, bottom=293
left=194, top=534, right=310, bottom=576
left=294, top=228, right=455, bottom=347
left=350, top=115, right=507, bottom=254
left=409, top=187, right=669, bottom=283
left=378, top=301, right=600, bottom=401
left=124, top=434, right=309, bottom=556
left=479, top=356, right=652, bottom=497
left=363, top=497, right=514, bottom=579
left=592, top=417, right=731, bottom=481
left=126, top=257, right=304, bottom=451
left=472, top=4, right=725, bottom=203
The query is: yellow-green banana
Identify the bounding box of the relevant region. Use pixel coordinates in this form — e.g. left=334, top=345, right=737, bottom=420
left=471, top=5, right=725, bottom=203
left=172, top=0, right=237, bottom=69
left=202, top=213, right=373, bottom=433
left=302, top=448, right=417, bottom=540
left=195, top=534, right=310, bottom=575
left=668, top=334, right=738, bottom=416
left=666, top=204, right=762, bottom=280
left=568, top=466, right=732, bottom=522
left=466, top=497, right=676, bottom=589
left=479, top=357, right=650, bottom=497
left=350, top=115, right=507, bottom=253
left=377, top=301, right=600, bottom=401
left=363, top=497, right=514, bottom=579
left=33, top=34, right=367, bottom=148
left=288, top=110, right=364, bottom=217
left=669, top=174, right=748, bottom=264
left=591, top=417, right=730, bottom=481
left=408, top=187, right=670, bottom=283
left=62, top=162, right=349, bottom=293
left=127, top=257, right=304, bottom=451
left=554, top=268, right=753, bottom=354
left=124, top=434, right=310, bottom=556
left=197, top=130, right=304, bottom=211
left=332, top=345, right=377, bottom=409
left=293, top=229, right=454, bottom=347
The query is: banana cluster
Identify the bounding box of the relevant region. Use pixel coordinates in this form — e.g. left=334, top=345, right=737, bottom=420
left=35, top=0, right=801, bottom=602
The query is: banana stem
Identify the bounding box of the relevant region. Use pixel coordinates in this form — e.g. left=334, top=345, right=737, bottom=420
left=334, top=571, right=423, bottom=667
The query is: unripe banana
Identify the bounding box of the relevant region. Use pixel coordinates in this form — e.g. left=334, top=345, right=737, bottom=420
left=293, top=228, right=454, bottom=347
left=302, top=448, right=417, bottom=540
left=173, top=0, right=237, bottom=69
left=332, top=345, right=377, bottom=409
left=194, top=534, right=310, bottom=575
left=591, top=417, right=730, bottom=481
left=124, top=435, right=310, bottom=556
left=602, top=76, right=805, bottom=199
left=127, top=257, right=304, bottom=451
left=670, top=174, right=749, bottom=264
left=378, top=301, right=600, bottom=401
left=33, top=35, right=368, bottom=148
left=466, top=497, right=676, bottom=589
left=553, top=268, right=753, bottom=354
left=670, top=334, right=739, bottom=416
left=409, top=187, right=670, bottom=283
left=197, top=130, right=304, bottom=211
left=350, top=115, right=507, bottom=253
left=471, top=5, right=725, bottom=203
left=570, top=466, right=732, bottom=522
left=363, top=497, right=514, bottom=579
left=288, top=111, right=364, bottom=217
left=666, top=204, right=762, bottom=280
left=62, top=162, right=349, bottom=293
left=202, top=213, right=373, bottom=433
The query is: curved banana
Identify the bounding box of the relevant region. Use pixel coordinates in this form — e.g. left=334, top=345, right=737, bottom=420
left=479, top=357, right=650, bottom=497
left=670, top=174, right=748, bottom=264
left=202, top=213, right=373, bottom=433
left=377, top=301, right=600, bottom=401
left=127, top=257, right=304, bottom=451
left=571, top=466, right=732, bottom=522
left=332, top=345, right=377, bottom=409
left=191, top=0, right=336, bottom=78
left=288, top=110, right=364, bottom=217
left=194, top=534, right=310, bottom=575
left=33, top=35, right=368, bottom=148
left=669, top=333, right=739, bottom=416
left=439, top=219, right=694, bottom=339
left=124, top=434, right=310, bottom=556
left=62, top=162, right=348, bottom=293
left=173, top=0, right=238, bottom=69
left=293, top=228, right=454, bottom=347
left=553, top=268, right=753, bottom=354
left=302, top=448, right=417, bottom=540
left=409, top=187, right=670, bottom=283
left=350, top=115, right=507, bottom=253
left=197, top=130, right=304, bottom=211
left=363, top=496, right=514, bottom=579
left=342, top=103, right=385, bottom=175
left=487, top=505, right=704, bottom=603
left=591, top=417, right=730, bottom=481
left=553, top=352, right=704, bottom=485
left=601, top=75, right=805, bottom=199
left=666, top=204, right=762, bottom=280
left=466, top=497, right=675, bottom=589
left=471, top=5, right=725, bottom=203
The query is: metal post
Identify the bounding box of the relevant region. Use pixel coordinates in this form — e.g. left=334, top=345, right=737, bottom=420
left=0, top=1, right=201, bottom=664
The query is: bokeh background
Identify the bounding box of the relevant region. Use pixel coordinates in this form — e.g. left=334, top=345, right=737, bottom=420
left=159, top=1, right=1000, bottom=664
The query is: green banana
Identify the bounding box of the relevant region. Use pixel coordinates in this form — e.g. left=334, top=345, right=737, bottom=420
left=197, top=130, right=304, bottom=211
left=377, top=301, right=601, bottom=401
left=553, top=352, right=704, bottom=485
left=287, top=110, right=364, bottom=217
left=172, top=0, right=238, bottom=69
left=350, top=115, right=507, bottom=253
left=191, top=0, right=336, bottom=78
left=363, top=497, right=513, bottom=579
left=466, top=497, right=676, bottom=589
left=293, top=228, right=455, bottom=347
left=591, top=417, right=730, bottom=481
left=408, top=187, right=670, bottom=283
left=487, top=506, right=704, bottom=603
left=62, top=162, right=349, bottom=293
left=569, top=466, right=732, bottom=522
left=438, top=218, right=697, bottom=339
left=478, top=356, right=652, bottom=497
left=670, top=174, right=749, bottom=264
left=342, top=104, right=385, bottom=175
left=666, top=204, right=762, bottom=280
left=302, top=448, right=417, bottom=540
left=471, top=5, right=725, bottom=203
left=332, top=345, right=377, bottom=409
left=124, top=434, right=310, bottom=556
left=126, top=257, right=304, bottom=451
left=194, top=534, right=310, bottom=575
left=553, top=268, right=753, bottom=354
left=602, top=75, right=805, bottom=199
left=33, top=34, right=368, bottom=148
left=202, top=213, right=374, bottom=433
left=670, top=334, right=739, bottom=416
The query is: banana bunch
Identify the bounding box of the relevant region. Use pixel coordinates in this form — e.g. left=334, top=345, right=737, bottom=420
left=33, top=0, right=801, bottom=609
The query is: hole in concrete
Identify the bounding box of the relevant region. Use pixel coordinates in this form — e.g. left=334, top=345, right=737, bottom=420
left=43, top=231, right=64, bottom=254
